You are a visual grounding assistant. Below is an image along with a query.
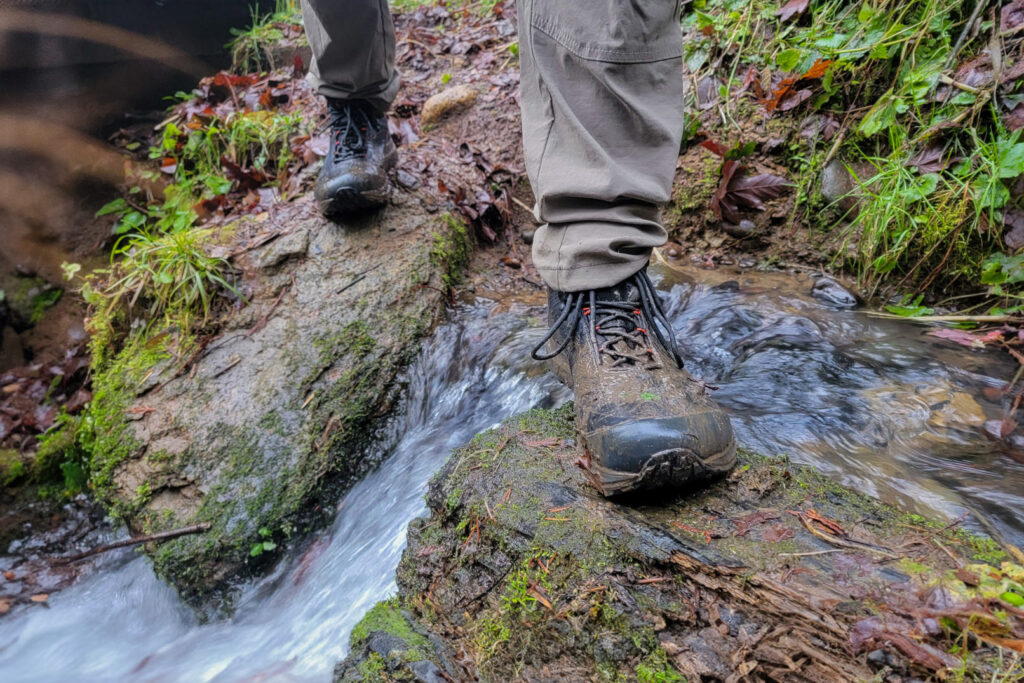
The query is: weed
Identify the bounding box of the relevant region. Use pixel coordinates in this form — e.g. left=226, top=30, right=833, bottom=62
left=228, top=0, right=305, bottom=73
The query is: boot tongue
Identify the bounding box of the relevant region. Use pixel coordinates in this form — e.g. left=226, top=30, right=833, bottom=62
left=594, top=280, right=641, bottom=333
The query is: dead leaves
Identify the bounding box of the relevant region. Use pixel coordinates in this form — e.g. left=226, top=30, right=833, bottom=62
left=0, top=345, right=90, bottom=450
left=762, top=59, right=832, bottom=113
left=776, top=0, right=810, bottom=22
left=705, top=146, right=791, bottom=224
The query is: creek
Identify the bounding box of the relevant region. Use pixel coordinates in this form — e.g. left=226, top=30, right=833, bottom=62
left=1, top=264, right=1021, bottom=681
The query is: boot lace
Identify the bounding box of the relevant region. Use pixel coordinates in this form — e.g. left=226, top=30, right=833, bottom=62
left=328, top=101, right=381, bottom=162
left=531, top=269, right=685, bottom=369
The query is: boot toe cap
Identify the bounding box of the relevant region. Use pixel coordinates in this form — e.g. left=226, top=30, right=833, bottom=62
left=587, top=412, right=736, bottom=483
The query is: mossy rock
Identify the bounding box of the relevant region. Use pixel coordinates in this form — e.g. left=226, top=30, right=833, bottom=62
left=337, top=405, right=1023, bottom=681
left=45, top=198, right=471, bottom=614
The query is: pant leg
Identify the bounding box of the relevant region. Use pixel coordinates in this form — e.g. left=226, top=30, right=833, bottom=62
left=301, top=0, right=399, bottom=113
left=517, top=0, right=684, bottom=292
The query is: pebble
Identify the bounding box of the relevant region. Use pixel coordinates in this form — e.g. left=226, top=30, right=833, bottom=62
left=520, top=229, right=534, bottom=245
left=810, top=275, right=859, bottom=308
left=420, top=85, right=478, bottom=126
left=396, top=169, right=420, bottom=190
left=722, top=219, right=756, bottom=238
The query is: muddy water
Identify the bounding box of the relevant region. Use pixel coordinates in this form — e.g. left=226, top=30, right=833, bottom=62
left=1, top=264, right=1022, bottom=681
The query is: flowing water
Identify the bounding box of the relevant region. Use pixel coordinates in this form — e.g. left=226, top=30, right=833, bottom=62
left=2, top=264, right=1022, bottom=681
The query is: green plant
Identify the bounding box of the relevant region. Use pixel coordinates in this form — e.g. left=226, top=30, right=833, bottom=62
left=228, top=0, right=305, bottom=73
left=250, top=527, right=277, bottom=556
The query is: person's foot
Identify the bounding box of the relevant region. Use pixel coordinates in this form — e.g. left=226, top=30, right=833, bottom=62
left=315, top=99, right=397, bottom=217
left=532, top=267, right=736, bottom=496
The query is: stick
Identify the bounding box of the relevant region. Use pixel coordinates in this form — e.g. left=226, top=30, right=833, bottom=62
left=863, top=312, right=1024, bottom=323
left=57, top=523, right=211, bottom=564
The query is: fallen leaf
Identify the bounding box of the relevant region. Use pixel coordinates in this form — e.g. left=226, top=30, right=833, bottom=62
left=762, top=524, right=795, bottom=542
left=30, top=594, right=49, bottom=603
left=929, top=327, right=1003, bottom=348
left=763, top=59, right=832, bottom=112
left=732, top=510, right=780, bottom=536
left=777, top=0, right=810, bottom=22
left=1007, top=103, right=1024, bottom=132
left=3, top=571, right=14, bottom=580
left=778, top=88, right=813, bottom=111
left=1004, top=208, right=1024, bottom=250
left=908, top=143, right=955, bottom=173
left=0, top=600, right=9, bottom=615
left=1003, top=0, right=1024, bottom=32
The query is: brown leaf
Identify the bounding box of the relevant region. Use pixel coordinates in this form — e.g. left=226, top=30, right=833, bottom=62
left=778, top=88, right=813, bottom=112
left=0, top=600, right=9, bottom=615
left=732, top=510, right=780, bottom=536
left=777, top=0, right=810, bottom=22
left=699, top=137, right=728, bottom=157
left=954, top=567, right=980, bottom=586
left=908, top=144, right=951, bottom=173
left=710, top=160, right=742, bottom=223
left=524, top=437, right=559, bottom=448
left=1004, top=208, right=1024, bottom=250
left=1003, top=0, right=1024, bottom=32
left=1006, top=103, right=1024, bottom=132
left=762, top=524, right=795, bottom=542
left=762, top=60, right=831, bottom=111
left=30, top=594, right=49, bottom=603
left=727, top=170, right=791, bottom=211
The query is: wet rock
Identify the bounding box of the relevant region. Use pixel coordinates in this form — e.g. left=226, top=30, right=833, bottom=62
left=254, top=228, right=309, bottom=271
left=820, top=159, right=872, bottom=214
left=337, top=405, right=1011, bottom=681
left=810, top=274, right=860, bottom=308
left=396, top=169, right=420, bottom=190
left=80, top=199, right=470, bottom=612
left=420, top=85, right=478, bottom=127
left=722, top=219, right=756, bottom=239
left=519, top=228, right=534, bottom=245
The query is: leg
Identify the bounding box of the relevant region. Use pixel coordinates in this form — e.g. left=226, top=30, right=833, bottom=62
left=302, top=0, right=398, bottom=215
left=518, top=0, right=685, bottom=292
left=302, top=0, right=399, bottom=113
left=520, top=0, right=736, bottom=496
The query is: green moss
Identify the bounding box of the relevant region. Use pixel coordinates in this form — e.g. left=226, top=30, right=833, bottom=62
left=350, top=599, right=432, bottom=660
left=636, top=648, right=686, bottom=683
left=357, top=652, right=388, bottom=682
left=429, top=214, right=472, bottom=291
left=0, top=449, right=26, bottom=486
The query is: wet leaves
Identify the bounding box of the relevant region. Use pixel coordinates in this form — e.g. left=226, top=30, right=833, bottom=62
left=0, top=345, right=90, bottom=451
left=762, top=59, right=832, bottom=112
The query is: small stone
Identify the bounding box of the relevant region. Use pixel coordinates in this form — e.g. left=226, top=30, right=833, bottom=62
left=665, top=246, right=680, bottom=258
left=520, top=229, right=535, bottom=245
left=420, top=85, right=478, bottom=126
left=722, top=220, right=756, bottom=238
left=396, top=169, right=420, bottom=190
left=738, top=257, right=757, bottom=269
left=810, top=275, right=859, bottom=308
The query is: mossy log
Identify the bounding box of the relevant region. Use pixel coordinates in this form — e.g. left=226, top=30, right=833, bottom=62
left=337, top=405, right=1023, bottom=682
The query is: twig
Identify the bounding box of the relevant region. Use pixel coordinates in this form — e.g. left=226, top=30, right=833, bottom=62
left=57, top=523, right=211, bottom=563
left=509, top=194, right=534, bottom=215
left=943, top=0, right=989, bottom=74
left=864, top=312, right=1024, bottom=323
left=779, top=549, right=845, bottom=557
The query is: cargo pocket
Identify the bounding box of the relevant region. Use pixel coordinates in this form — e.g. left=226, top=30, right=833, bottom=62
left=529, top=0, right=682, bottom=63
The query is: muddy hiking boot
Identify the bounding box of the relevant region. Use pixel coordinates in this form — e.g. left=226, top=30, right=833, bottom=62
left=532, top=267, right=736, bottom=496
left=315, top=99, right=396, bottom=217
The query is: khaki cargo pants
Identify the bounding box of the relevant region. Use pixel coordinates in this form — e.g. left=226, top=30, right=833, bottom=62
left=302, top=0, right=684, bottom=292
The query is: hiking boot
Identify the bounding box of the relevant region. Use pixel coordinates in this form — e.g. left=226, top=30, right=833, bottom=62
left=315, top=99, right=397, bottom=216
left=532, top=267, right=736, bottom=496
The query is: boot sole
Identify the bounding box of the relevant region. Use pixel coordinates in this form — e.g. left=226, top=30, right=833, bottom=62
left=546, top=349, right=736, bottom=497
left=586, top=440, right=736, bottom=497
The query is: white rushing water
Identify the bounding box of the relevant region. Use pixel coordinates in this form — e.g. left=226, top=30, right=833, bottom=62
left=0, top=302, right=566, bottom=682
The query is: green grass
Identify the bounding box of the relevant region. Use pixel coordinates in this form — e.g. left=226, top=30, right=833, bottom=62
left=683, top=0, right=1024, bottom=307
left=228, top=0, right=305, bottom=73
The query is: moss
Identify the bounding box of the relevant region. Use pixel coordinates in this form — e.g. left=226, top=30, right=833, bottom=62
left=636, top=648, right=686, bottom=683
left=350, top=599, right=432, bottom=656
left=357, top=652, right=388, bottom=682
left=429, top=214, right=472, bottom=292
left=0, top=449, right=26, bottom=486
